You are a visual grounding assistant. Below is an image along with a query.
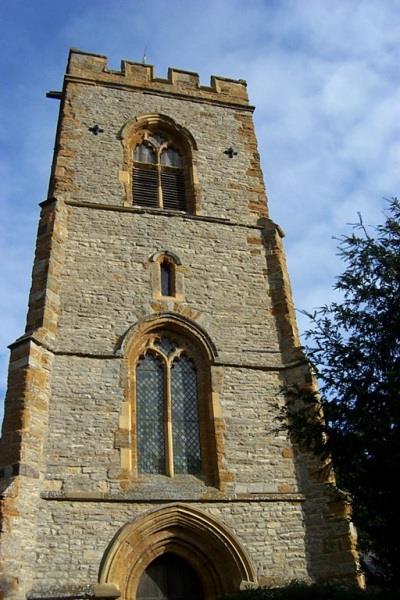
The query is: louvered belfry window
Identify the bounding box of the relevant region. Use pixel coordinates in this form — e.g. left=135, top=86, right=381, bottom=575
left=133, top=131, right=186, bottom=211
left=135, top=336, right=201, bottom=476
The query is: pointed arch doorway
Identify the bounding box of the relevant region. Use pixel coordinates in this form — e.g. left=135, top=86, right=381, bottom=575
left=98, top=504, right=257, bottom=600
left=137, top=553, right=204, bottom=600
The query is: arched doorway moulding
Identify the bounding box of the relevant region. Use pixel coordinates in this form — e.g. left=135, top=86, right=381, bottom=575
left=98, top=504, right=257, bottom=600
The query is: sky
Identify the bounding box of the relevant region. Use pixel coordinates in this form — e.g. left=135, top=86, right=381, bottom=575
left=0, top=0, right=399, bottom=423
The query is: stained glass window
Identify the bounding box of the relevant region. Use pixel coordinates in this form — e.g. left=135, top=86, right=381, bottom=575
left=171, top=356, right=201, bottom=474
left=136, top=353, right=165, bottom=474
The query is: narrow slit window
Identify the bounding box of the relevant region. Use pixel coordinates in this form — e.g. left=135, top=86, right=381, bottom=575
left=160, top=260, right=174, bottom=297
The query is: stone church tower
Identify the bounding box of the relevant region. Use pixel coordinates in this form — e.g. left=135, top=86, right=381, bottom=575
left=0, top=49, right=360, bottom=600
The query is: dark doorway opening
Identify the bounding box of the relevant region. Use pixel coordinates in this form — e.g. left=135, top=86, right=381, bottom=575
left=137, top=552, right=204, bottom=600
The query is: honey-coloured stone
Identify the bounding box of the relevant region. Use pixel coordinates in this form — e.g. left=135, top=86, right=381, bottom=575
left=0, top=49, right=362, bottom=599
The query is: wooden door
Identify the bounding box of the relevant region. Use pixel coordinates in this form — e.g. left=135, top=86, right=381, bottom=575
left=137, top=553, right=204, bottom=600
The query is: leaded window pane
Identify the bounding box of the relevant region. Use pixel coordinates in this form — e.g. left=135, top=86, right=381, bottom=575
left=171, top=356, right=201, bottom=474
left=136, top=353, right=165, bottom=473
left=155, top=337, right=177, bottom=357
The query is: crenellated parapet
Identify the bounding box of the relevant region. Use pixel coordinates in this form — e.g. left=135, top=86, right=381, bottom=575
left=66, top=48, right=250, bottom=106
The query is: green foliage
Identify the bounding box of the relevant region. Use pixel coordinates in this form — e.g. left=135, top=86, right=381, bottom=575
left=287, top=199, right=400, bottom=588
left=223, top=581, right=400, bottom=600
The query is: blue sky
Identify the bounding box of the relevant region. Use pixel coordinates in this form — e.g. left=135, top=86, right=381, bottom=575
left=1, top=0, right=399, bottom=422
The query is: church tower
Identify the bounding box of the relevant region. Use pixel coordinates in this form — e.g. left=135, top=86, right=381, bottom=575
left=0, top=50, right=361, bottom=600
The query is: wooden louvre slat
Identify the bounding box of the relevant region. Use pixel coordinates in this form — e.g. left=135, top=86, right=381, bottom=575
left=133, top=165, right=158, bottom=207
left=161, top=169, right=186, bottom=211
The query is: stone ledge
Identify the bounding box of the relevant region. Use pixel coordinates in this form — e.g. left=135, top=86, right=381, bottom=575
left=28, top=585, right=94, bottom=600
left=64, top=199, right=265, bottom=230
left=93, top=584, right=120, bottom=598
left=6, top=331, right=307, bottom=371
left=40, top=491, right=305, bottom=503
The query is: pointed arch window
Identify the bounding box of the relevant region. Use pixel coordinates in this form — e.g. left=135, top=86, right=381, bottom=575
left=136, top=335, right=201, bottom=476
left=133, top=131, right=186, bottom=211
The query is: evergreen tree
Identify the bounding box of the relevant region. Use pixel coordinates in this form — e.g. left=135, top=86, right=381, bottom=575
left=296, top=199, right=400, bottom=588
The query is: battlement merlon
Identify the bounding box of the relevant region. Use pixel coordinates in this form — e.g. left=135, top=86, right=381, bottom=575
left=66, top=48, right=251, bottom=107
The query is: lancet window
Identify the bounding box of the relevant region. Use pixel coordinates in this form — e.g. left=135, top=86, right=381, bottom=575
left=160, top=258, right=175, bottom=297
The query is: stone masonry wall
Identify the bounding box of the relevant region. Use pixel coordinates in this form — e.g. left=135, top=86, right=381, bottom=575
left=51, top=79, right=267, bottom=224
left=43, top=356, right=298, bottom=495
left=55, top=206, right=280, bottom=362
left=31, top=500, right=309, bottom=594
left=0, top=50, right=361, bottom=599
